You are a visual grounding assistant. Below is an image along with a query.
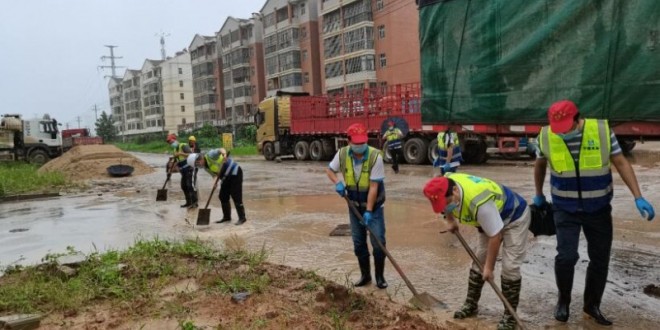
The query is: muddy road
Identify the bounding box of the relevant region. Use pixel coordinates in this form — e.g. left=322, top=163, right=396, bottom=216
left=2, top=145, right=660, bottom=329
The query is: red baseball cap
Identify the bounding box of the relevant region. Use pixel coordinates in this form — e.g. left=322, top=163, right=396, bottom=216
left=548, top=100, right=578, bottom=134
left=347, top=123, right=368, bottom=144
left=423, top=177, right=450, bottom=213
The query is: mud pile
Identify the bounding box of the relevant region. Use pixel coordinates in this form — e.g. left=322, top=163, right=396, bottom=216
left=39, top=145, right=154, bottom=180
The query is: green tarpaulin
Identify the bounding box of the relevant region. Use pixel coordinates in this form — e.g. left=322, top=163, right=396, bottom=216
left=419, top=0, right=660, bottom=124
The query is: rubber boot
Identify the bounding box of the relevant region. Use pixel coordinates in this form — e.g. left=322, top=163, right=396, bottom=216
left=583, top=268, right=612, bottom=326
left=216, top=202, right=232, bottom=223
left=354, top=256, right=371, bottom=287
left=497, top=277, right=521, bottom=330
left=235, top=204, right=246, bottom=226
left=374, top=255, right=388, bottom=289
left=180, top=193, right=191, bottom=208
left=554, top=264, right=574, bottom=322
left=454, top=269, right=485, bottom=319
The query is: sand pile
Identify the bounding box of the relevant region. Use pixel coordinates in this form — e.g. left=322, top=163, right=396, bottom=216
left=39, top=145, right=154, bottom=180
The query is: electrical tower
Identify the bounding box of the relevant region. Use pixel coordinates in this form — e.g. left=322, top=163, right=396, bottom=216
left=155, top=32, right=171, bottom=60
left=99, top=45, right=125, bottom=78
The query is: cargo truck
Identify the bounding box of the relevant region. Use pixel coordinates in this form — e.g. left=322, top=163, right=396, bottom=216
left=0, top=114, right=64, bottom=165
left=256, top=0, right=660, bottom=163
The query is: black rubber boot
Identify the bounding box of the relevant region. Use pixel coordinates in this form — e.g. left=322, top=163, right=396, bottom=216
left=497, top=277, right=521, bottom=330
left=354, top=256, right=371, bottom=287
left=583, top=268, right=612, bottom=325
left=216, top=202, right=232, bottom=223
left=554, top=264, right=574, bottom=322
left=374, top=255, right=388, bottom=289
left=454, top=269, right=485, bottom=319
left=235, top=204, right=246, bottom=226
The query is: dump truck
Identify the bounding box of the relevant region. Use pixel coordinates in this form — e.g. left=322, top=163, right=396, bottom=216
left=0, top=114, right=64, bottom=165
left=256, top=0, right=660, bottom=163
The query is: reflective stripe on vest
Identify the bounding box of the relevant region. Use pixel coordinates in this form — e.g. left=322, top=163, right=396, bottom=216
left=385, top=128, right=402, bottom=149
left=446, top=173, right=524, bottom=226
left=224, top=158, right=239, bottom=176
left=538, top=119, right=613, bottom=213
left=339, top=146, right=386, bottom=209
left=437, top=132, right=462, bottom=164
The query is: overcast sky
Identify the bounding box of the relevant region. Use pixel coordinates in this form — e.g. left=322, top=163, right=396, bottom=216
left=0, top=0, right=264, bottom=131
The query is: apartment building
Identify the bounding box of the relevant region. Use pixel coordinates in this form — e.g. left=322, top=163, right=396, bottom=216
left=109, top=52, right=194, bottom=137
left=319, top=0, right=419, bottom=95
left=218, top=16, right=266, bottom=125
left=260, top=0, right=322, bottom=96
left=189, top=34, right=220, bottom=129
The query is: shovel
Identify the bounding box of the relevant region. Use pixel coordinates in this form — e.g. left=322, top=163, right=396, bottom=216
left=196, top=175, right=222, bottom=226
left=451, top=230, right=528, bottom=330
left=343, top=195, right=446, bottom=310
left=156, top=159, right=177, bottom=201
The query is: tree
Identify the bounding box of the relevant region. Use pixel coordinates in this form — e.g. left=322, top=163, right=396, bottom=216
left=95, top=111, right=116, bottom=142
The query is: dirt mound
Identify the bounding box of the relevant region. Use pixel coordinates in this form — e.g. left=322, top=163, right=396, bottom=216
left=38, top=145, right=154, bottom=180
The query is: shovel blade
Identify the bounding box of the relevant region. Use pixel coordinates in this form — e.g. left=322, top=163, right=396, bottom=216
left=156, top=189, right=168, bottom=201
left=409, top=292, right=447, bottom=311
left=197, top=208, right=211, bottom=226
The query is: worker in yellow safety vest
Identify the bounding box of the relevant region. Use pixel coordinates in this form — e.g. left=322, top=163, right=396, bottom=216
left=424, top=173, right=530, bottom=330
left=534, top=100, right=655, bottom=326
left=166, top=133, right=197, bottom=208
left=434, top=128, right=463, bottom=176
left=382, top=120, right=403, bottom=174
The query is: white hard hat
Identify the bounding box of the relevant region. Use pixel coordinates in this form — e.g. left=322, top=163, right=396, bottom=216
left=186, top=153, right=199, bottom=168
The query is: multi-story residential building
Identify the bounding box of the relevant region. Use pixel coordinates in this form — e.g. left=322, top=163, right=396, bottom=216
left=108, top=77, right=124, bottom=134
left=260, top=0, right=322, bottom=96
left=218, top=17, right=266, bottom=126
left=318, top=0, right=419, bottom=95
left=189, top=34, right=220, bottom=129
left=110, top=51, right=194, bottom=137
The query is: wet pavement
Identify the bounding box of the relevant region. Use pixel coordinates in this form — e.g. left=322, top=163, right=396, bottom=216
left=1, top=145, right=660, bottom=329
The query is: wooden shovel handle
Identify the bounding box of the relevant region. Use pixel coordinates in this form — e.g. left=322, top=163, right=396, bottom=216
left=203, top=174, right=222, bottom=209
left=453, top=231, right=527, bottom=330
left=161, top=159, right=177, bottom=190
left=343, top=196, right=420, bottom=296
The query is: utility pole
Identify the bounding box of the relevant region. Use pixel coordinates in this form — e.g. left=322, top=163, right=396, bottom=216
left=66, top=122, right=70, bottom=129
left=92, top=104, right=99, bottom=121
left=99, top=45, right=125, bottom=78
left=76, top=116, right=82, bottom=128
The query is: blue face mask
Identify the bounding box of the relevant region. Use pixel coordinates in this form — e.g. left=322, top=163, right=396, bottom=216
left=171, top=141, right=179, bottom=148
left=445, top=202, right=458, bottom=213
left=558, top=128, right=580, bottom=141
left=350, top=143, right=368, bottom=154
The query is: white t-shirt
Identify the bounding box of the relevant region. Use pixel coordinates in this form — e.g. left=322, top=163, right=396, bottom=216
left=329, top=148, right=385, bottom=182
left=455, top=185, right=504, bottom=237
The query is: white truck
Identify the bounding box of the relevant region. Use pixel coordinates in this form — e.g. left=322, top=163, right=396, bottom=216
left=0, top=114, right=64, bottom=165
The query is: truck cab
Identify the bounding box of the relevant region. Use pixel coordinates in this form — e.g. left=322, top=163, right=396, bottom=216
left=0, top=114, right=63, bottom=165
left=256, top=91, right=305, bottom=160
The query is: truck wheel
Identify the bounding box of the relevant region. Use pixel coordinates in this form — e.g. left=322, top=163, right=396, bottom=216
left=427, top=140, right=439, bottom=164
left=28, top=150, right=50, bottom=166
left=309, top=140, right=323, bottom=161
left=382, top=141, right=393, bottom=164
left=294, top=141, right=310, bottom=160
left=321, top=139, right=335, bottom=160
left=403, top=138, right=429, bottom=165
left=263, top=142, right=276, bottom=161
left=462, top=138, right=488, bottom=164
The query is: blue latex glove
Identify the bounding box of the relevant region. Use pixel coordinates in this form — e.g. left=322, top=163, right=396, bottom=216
left=442, top=163, right=452, bottom=172
left=533, top=195, right=546, bottom=207
left=635, top=197, right=655, bottom=221
left=433, top=157, right=441, bottom=168
left=335, top=181, right=345, bottom=197
left=363, top=211, right=373, bottom=226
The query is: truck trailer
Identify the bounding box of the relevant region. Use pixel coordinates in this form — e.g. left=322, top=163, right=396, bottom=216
left=256, top=0, right=660, bottom=164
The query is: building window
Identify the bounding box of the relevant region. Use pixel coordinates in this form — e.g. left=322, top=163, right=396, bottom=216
left=301, top=27, right=307, bottom=39
left=378, top=25, right=385, bottom=39
left=380, top=81, right=388, bottom=94
left=180, top=93, right=185, bottom=100
left=300, top=3, right=306, bottom=15
left=182, top=118, right=186, bottom=124
left=179, top=80, right=184, bottom=87
left=178, top=68, right=183, bottom=74
left=302, top=50, right=308, bottom=62
left=251, top=66, right=255, bottom=76
left=377, top=0, right=384, bottom=11
left=304, top=72, right=310, bottom=83
left=379, top=53, right=387, bottom=68
left=181, top=105, right=185, bottom=112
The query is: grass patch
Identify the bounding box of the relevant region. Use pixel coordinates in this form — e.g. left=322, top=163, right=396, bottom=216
left=0, top=238, right=268, bottom=315
left=0, top=163, right=69, bottom=197
left=113, top=141, right=170, bottom=154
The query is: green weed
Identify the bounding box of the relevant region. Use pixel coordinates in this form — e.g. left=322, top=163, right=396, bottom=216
left=0, top=163, right=68, bottom=197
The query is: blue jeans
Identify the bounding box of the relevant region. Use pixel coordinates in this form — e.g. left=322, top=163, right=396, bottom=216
left=349, top=205, right=386, bottom=260
left=554, top=205, right=612, bottom=304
